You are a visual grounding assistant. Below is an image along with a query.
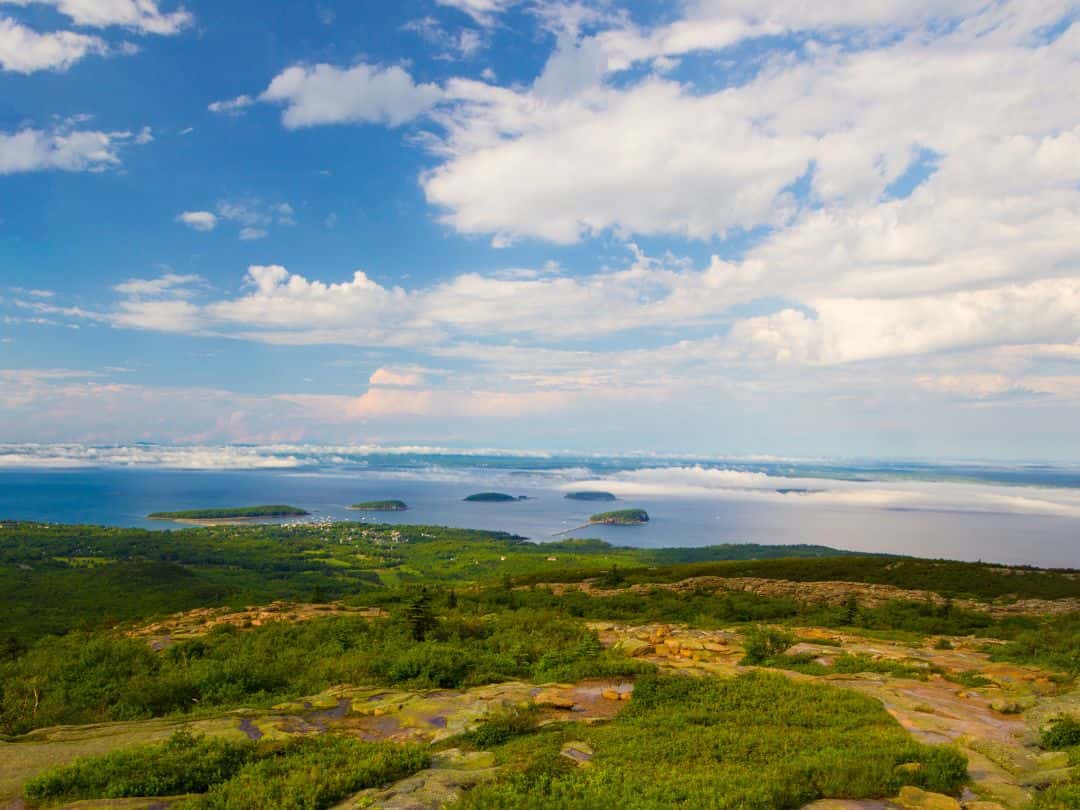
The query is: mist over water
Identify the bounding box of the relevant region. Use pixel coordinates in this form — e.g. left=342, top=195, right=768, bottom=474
left=1, top=448, right=1078, bottom=568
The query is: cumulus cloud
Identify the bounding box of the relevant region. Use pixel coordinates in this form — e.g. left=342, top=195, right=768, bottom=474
left=0, top=0, right=192, bottom=35
left=0, top=125, right=140, bottom=173
left=260, top=62, right=443, bottom=128
left=207, top=94, right=254, bottom=115
left=176, top=210, right=217, bottom=231
left=369, top=367, right=425, bottom=387
left=0, top=16, right=106, bottom=72
left=730, top=277, right=1080, bottom=365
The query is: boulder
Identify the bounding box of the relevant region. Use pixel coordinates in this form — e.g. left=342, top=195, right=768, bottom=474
left=895, top=786, right=962, bottom=810
left=560, top=741, right=594, bottom=767
left=534, top=689, right=576, bottom=709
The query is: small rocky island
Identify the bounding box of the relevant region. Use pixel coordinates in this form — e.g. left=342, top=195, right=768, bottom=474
left=348, top=500, right=409, bottom=512
left=463, top=492, right=528, bottom=502
left=564, top=491, right=617, bottom=502
left=551, top=507, right=651, bottom=536
left=148, top=505, right=309, bottom=524
left=589, top=508, right=650, bottom=525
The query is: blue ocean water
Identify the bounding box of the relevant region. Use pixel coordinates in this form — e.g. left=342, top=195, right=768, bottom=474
left=1, top=452, right=1078, bottom=568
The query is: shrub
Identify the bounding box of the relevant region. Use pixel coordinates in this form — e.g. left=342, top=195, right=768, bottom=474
left=741, top=626, right=796, bottom=664
left=457, top=672, right=968, bottom=809
left=463, top=703, right=539, bottom=748
left=178, top=735, right=427, bottom=810
left=25, top=730, right=256, bottom=803
left=1041, top=716, right=1080, bottom=751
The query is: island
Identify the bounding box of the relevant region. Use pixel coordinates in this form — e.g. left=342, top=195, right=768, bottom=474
left=463, top=492, right=528, bottom=502
left=552, top=507, right=651, bottom=536
left=348, top=500, right=409, bottom=512
left=148, top=505, right=309, bottom=524
left=589, top=508, right=650, bottom=525
left=564, top=491, right=617, bottom=502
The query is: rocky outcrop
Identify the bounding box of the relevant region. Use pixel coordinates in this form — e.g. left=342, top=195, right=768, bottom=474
left=333, top=749, right=497, bottom=809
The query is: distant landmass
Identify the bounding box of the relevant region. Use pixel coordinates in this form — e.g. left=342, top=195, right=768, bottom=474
left=348, top=500, right=409, bottom=512
left=589, top=508, right=650, bottom=525
left=148, top=505, right=309, bottom=521
left=565, top=491, right=617, bottom=501
left=463, top=492, right=528, bottom=502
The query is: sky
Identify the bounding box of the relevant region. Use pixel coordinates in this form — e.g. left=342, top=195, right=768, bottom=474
left=1, top=0, right=1079, bottom=459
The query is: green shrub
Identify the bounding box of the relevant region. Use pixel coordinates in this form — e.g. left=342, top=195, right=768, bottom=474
left=25, top=730, right=256, bottom=803
left=1041, top=716, right=1080, bottom=751
left=178, top=736, right=427, bottom=810
left=463, top=703, right=540, bottom=748
left=741, top=626, right=796, bottom=664
left=456, top=672, right=968, bottom=810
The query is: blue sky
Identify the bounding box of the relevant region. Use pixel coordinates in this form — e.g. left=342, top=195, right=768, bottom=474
left=1, top=0, right=1079, bottom=459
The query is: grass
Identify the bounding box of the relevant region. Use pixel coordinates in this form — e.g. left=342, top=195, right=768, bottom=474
left=24, top=729, right=255, bottom=804
left=22, top=731, right=427, bottom=810
left=454, top=671, right=968, bottom=809
left=0, top=607, right=649, bottom=735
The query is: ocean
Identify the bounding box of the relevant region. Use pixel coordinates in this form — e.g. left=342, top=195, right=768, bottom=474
left=0, top=446, right=1078, bottom=568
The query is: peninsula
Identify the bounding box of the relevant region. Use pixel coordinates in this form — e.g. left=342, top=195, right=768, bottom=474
left=348, top=500, right=409, bottom=512
left=148, top=505, right=309, bottom=524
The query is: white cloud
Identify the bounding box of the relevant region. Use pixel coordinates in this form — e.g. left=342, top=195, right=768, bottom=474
left=567, top=464, right=1080, bottom=519
left=113, top=272, right=201, bottom=297
left=111, top=298, right=202, bottom=332
left=0, top=126, right=134, bottom=173
left=238, top=227, right=267, bottom=241
left=0, top=0, right=193, bottom=35
left=434, top=0, right=519, bottom=27
left=176, top=210, right=217, bottom=231
left=207, top=94, right=254, bottom=115
left=0, top=16, right=106, bottom=72
left=730, top=277, right=1080, bottom=365
left=369, top=367, right=425, bottom=387
left=404, top=16, right=487, bottom=60
left=422, top=3, right=1079, bottom=245
left=260, top=62, right=443, bottom=128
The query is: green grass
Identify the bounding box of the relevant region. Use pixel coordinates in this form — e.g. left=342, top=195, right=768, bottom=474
left=454, top=672, right=968, bottom=809
left=0, top=606, right=649, bottom=735
left=22, top=731, right=426, bottom=810
left=177, top=735, right=427, bottom=810
left=24, top=730, right=255, bottom=804
left=148, top=506, right=309, bottom=520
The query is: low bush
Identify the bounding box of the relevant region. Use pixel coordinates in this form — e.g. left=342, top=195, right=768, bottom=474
left=455, top=672, right=968, bottom=809
left=25, top=730, right=256, bottom=804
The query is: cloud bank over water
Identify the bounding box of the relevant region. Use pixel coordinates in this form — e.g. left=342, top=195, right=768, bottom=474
left=564, top=465, right=1080, bottom=520
left=3, top=444, right=1080, bottom=521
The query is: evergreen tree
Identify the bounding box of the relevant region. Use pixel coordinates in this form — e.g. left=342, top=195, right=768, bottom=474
left=405, top=588, right=437, bottom=641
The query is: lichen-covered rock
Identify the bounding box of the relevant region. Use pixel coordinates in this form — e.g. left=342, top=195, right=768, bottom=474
left=895, top=786, right=962, bottom=810
left=334, top=748, right=498, bottom=809
left=533, top=688, right=576, bottom=709
left=560, top=741, right=594, bottom=766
